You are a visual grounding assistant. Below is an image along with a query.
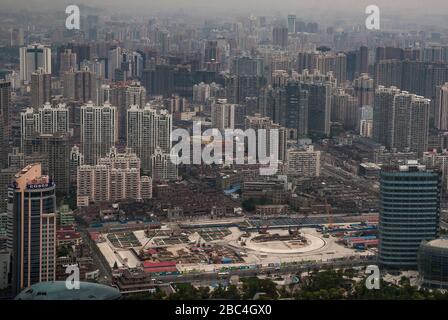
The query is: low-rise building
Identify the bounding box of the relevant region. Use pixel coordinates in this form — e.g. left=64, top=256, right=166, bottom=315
left=242, top=179, right=287, bottom=204
left=286, top=145, right=321, bottom=177
left=255, top=205, right=288, bottom=217
left=358, top=162, right=381, bottom=179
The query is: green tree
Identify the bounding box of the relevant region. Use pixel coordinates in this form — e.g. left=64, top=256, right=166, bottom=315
left=241, top=277, right=278, bottom=299
left=242, top=198, right=273, bottom=212
left=57, top=246, right=70, bottom=257
left=168, top=283, right=210, bottom=300
left=211, top=284, right=241, bottom=299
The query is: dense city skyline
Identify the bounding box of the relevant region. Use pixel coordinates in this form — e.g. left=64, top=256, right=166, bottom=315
left=1, top=0, right=448, bottom=307
left=2, top=0, right=448, bottom=22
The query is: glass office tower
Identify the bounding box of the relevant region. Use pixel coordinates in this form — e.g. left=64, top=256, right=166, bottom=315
left=8, top=164, right=57, bottom=294
left=379, top=161, right=441, bottom=268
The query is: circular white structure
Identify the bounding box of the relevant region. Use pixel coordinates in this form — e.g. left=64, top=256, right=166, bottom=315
left=244, top=229, right=326, bottom=254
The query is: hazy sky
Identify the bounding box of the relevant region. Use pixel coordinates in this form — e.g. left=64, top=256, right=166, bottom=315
left=2, top=0, right=447, bottom=20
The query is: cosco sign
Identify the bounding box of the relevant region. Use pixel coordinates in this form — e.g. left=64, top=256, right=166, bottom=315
left=27, top=183, right=49, bottom=189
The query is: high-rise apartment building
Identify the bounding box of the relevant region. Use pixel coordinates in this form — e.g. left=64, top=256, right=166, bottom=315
left=280, top=81, right=309, bottom=138
left=231, top=56, right=263, bottom=77
left=373, top=86, right=400, bottom=147
left=359, top=46, right=369, bottom=74
left=0, top=81, right=11, bottom=168
left=334, top=53, right=347, bottom=84
left=170, top=95, right=189, bottom=115
left=315, top=52, right=347, bottom=84
left=80, top=102, right=117, bottom=165
left=0, top=121, right=3, bottom=171
left=141, top=176, right=153, bottom=200
left=272, top=26, right=288, bottom=49
left=64, top=43, right=90, bottom=69
left=422, top=150, right=448, bottom=193
left=125, top=81, right=147, bottom=107
left=360, top=105, right=374, bottom=138
left=63, top=66, right=98, bottom=104
left=30, top=68, right=51, bottom=109
left=126, top=104, right=172, bottom=173
left=435, top=83, right=448, bottom=130
left=331, top=89, right=358, bottom=130
left=19, top=44, right=52, bottom=84
left=121, top=82, right=147, bottom=141
left=375, top=46, right=404, bottom=62
left=104, top=81, right=147, bottom=142
left=373, top=86, right=430, bottom=156
left=287, top=14, right=296, bottom=34
left=10, top=28, right=24, bottom=47
left=297, top=70, right=336, bottom=137
left=20, top=103, right=69, bottom=150
left=80, top=58, right=107, bottom=81
left=296, top=51, right=319, bottom=73
left=59, top=49, right=77, bottom=76
left=7, top=148, right=24, bottom=170
left=401, top=61, right=426, bottom=97
left=211, top=99, right=236, bottom=130
left=150, top=147, right=178, bottom=182
left=224, top=74, right=263, bottom=105
left=204, top=40, right=220, bottom=65
left=142, top=64, right=175, bottom=97
left=245, top=113, right=287, bottom=162
left=69, top=145, right=84, bottom=186
left=22, top=133, right=70, bottom=196
left=423, top=46, right=448, bottom=64
left=193, top=82, right=211, bottom=104
left=0, top=168, right=16, bottom=214
left=374, top=59, right=402, bottom=88
left=0, top=80, right=11, bottom=131
left=353, top=73, right=374, bottom=108
left=107, top=46, right=122, bottom=80
left=97, top=84, right=112, bottom=106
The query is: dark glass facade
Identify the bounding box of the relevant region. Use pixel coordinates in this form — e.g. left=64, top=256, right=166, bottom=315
left=379, top=167, right=441, bottom=268
left=418, top=239, right=448, bottom=288
left=10, top=182, right=56, bottom=294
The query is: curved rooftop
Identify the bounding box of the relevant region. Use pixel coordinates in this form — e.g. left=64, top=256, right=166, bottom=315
left=15, top=281, right=121, bottom=300
left=423, top=238, right=448, bottom=249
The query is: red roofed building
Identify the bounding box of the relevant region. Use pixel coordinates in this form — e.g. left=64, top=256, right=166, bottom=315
left=143, top=261, right=178, bottom=274
left=57, top=227, right=82, bottom=246
left=89, top=231, right=101, bottom=242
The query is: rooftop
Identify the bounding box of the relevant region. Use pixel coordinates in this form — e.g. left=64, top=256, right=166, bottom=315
left=425, top=238, right=448, bottom=249
left=143, top=261, right=177, bottom=268
left=15, top=281, right=121, bottom=300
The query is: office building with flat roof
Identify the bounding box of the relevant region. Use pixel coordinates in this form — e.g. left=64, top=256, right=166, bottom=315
left=379, top=161, right=441, bottom=268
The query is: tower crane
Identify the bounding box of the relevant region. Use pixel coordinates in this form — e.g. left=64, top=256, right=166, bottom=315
left=139, top=228, right=161, bottom=256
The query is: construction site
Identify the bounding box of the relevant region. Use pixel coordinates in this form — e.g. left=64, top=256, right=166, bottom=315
left=250, top=227, right=306, bottom=244
left=90, top=203, right=378, bottom=281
